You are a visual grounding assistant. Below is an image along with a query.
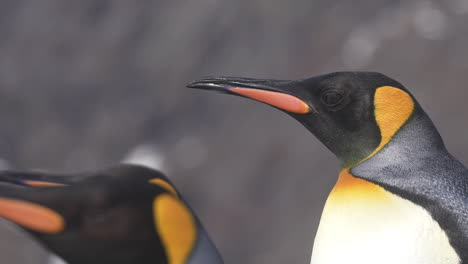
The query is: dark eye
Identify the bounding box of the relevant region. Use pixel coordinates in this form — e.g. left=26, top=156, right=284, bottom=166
left=321, top=91, right=343, bottom=106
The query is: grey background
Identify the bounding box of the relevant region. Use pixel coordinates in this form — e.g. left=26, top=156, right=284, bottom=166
left=1, top=0, right=468, bottom=263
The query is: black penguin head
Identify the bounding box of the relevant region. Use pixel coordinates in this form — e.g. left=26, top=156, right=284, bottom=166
left=188, top=72, right=418, bottom=167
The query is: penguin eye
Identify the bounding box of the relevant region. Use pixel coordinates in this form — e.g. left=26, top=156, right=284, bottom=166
left=321, top=91, right=343, bottom=106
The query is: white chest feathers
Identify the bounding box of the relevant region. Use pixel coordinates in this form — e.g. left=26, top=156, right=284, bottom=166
left=310, top=170, right=460, bottom=264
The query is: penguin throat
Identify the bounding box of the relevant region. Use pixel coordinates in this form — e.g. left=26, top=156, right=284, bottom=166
left=329, top=169, right=389, bottom=203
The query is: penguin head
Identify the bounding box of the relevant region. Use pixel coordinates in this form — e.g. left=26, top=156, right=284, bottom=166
left=0, top=164, right=223, bottom=264
left=188, top=72, right=418, bottom=167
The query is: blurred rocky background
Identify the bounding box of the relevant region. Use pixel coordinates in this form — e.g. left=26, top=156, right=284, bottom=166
left=0, top=0, right=468, bottom=263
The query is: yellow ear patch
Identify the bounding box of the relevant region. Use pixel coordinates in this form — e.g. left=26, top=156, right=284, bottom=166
left=24, top=180, right=67, bottom=187
left=0, top=198, right=64, bottom=234
left=149, top=179, right=178, bottom=197
left=153, top=194, right=196, bottom=264
left=362, top=86, right=414, bottom=163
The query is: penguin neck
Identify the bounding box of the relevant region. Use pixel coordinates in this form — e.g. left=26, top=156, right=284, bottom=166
left=353, top=108, right=448, bottom=172
left=334, top=108, right=448, bottom=196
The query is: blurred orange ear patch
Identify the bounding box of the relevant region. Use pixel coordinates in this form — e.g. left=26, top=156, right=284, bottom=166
left=153, top=194, right=196, bottom=264
left=228, top=88, right=310, bottom=114
left=0, top=198, right=64, bottom=234
left=149, top=178, right=178, bottom=197
left=24, top=180, right=67, bottom=187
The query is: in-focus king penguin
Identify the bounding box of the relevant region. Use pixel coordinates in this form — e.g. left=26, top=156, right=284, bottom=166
left=0, top=164, right=223, bottom=264
left=188, top=72, right=468, bottom=264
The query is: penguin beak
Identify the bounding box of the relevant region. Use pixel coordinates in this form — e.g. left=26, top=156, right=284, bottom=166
left=187, top=77, right=312, bottom=114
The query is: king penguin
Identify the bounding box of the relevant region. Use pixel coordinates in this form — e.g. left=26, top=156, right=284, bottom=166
left=0, top=164, right=223, bottom=264
left=188, top=72, right=468, bottom=264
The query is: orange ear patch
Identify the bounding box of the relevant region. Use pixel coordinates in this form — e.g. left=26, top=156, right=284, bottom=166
left=228, top=88, right=310, bottom=114
left=360, top=86, right=415, bottom=163
left=24, top=180, right=67, bottom=187
left=149, top=179, right=178, bottom=197
left=153, top=194, right=196, bottom=264
left=0, top=198, right=64, bottom=234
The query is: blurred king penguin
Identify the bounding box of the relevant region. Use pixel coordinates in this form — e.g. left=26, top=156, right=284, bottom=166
left=0, top=164, right=223, bottom=264
left=189, top=72, right=468, bottom=264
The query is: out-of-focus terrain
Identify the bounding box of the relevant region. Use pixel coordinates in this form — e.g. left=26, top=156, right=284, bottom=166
left=1, top=1, right=468, bottom=263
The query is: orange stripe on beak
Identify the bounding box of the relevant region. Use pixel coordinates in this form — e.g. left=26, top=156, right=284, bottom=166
left=228, top=88, right=310, bottom=114
left=0, top=198, right=65, bottom=234
left=24, top=180, right=67, bottom=187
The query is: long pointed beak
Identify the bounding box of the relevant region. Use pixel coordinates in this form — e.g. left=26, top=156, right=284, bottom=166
left=187, top=77, right=311, bottom=114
